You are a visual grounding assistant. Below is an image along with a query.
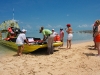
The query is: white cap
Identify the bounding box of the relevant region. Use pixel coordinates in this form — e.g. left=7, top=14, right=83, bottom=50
left=21, top=29, right=27, bottom=32
left=52, top=29, right=54, bottom=30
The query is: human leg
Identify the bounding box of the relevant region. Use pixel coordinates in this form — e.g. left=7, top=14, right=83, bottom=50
left=47, top=35, right=54, bottom=54
left=61, top=39, right=63, bottom=46
left=17, top=46, right=21, bottom=56
left=93, top=37, right=97, bottom=49
left=69, top=40, right=72, bottom=49
left=50, top=36, right=54, bottom=54
left=66, top=40, right=69, bottom=49
left=67, top=34, right=73, bottom=49
left=60, top=38, right=63, bottom=47
left=96, top=42, right=100, bottom=56
left=47, top=37, right=52, bottom=54
left=17, top=46, right=21, bottom=55
left=19, top=45, right=24, bottom=56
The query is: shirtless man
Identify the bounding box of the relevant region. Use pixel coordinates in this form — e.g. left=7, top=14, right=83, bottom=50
left=66, top=24, right=73, bottom=49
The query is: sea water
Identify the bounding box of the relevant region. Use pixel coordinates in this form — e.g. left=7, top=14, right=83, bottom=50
left=0, top=32, right=93, bottom=57
left=0, top=44, right=16, bottom=57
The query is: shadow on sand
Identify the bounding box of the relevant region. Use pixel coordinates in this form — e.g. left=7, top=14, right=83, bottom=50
left=83, top=53, right=96, bottom=56
left=30, top=48, right=59, bottom=55
left=82, top=45, right=97, bottom=56
left=86, top=45, right=97, bottom=50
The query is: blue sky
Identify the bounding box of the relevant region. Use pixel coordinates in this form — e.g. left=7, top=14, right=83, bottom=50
left=0, top=0, right=100, bottom=32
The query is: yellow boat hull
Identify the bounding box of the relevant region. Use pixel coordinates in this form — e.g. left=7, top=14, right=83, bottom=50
left=0, top=40, right=62, bottom=53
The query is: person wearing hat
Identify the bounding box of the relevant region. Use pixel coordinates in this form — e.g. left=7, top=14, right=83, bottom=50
left=39, top=27, right=55, bottom=55
left=66, top=24, right=73, bottom=49
left=16, top=29, right=29, bottom=56
left=52, top=29, right=57, bottom=36
left=60, top=28, right=64, bottom=46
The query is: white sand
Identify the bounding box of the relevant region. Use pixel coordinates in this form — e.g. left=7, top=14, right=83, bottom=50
left=0, top=41, right=100, bottom=75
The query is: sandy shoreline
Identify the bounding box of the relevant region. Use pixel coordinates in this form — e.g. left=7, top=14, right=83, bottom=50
left=0, top=41, right=100, bottom=75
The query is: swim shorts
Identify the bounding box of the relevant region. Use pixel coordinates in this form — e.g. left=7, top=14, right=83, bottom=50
left=67, top=34, right=73, bottom=40
left=95, top=34, right=100, bottom=42
left=16, top=44, right=23, bottom=46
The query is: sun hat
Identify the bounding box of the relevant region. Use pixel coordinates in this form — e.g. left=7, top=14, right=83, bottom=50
left=21, top=29, right=27, bottom=32
left=39, top=26, right=44, bottom=33
left=66, top=24, right=71, bottom=27
left=52, top=29, right=54, bottom=30
left=60, top=28, right=63, bottom=30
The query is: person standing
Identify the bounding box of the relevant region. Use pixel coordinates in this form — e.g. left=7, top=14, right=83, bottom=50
left=39, top=27, right=55, bottom=55
left=94, top=20, right=100, bottom=56
left=16, top=29, right=29, bottom=56
left=66, top=24, right=73, bottom=49
left=93, top=23, right=97, bottom=49
left=60, top=28, right=64, bottom=46
left=52, top=29, right=57, bottom=36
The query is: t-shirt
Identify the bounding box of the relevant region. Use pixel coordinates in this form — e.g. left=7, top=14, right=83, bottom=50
left=52, top=32, right=57, bottom=36
left=42, top=29, right=52, bottom=36
left=60, top=30, right=64, bottom=39
left=16, top=33, right=26, bottom=44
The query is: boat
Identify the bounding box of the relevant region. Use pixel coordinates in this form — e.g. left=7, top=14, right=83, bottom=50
left=0, top=20, right=63, bottom=53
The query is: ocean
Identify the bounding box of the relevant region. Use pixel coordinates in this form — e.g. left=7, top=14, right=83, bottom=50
left=0, top=31, right=93, bottom=57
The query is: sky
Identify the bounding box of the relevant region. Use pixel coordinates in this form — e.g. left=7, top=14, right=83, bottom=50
left=0, top=0, right=100, bottom=33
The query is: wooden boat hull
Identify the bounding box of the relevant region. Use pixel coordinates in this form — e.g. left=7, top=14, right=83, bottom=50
left=0, top=40, right=62, bottom=53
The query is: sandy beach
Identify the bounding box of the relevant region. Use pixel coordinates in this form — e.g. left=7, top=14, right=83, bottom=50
left=0, top=41, right=100, bottom=75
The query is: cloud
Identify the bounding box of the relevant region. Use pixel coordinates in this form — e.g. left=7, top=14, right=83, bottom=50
left=46, top=24, right=52, bottom=28
left=26, top=24, right=32, bottom=29
left=45, top=24, right=63, bottom=29
left=35, top=24, right=64, bottom=29
left=20, top=21, right=23, bottom=24
left=66, top=14, right=69, bottom=16
left=78, top=24, right=89, bottom=28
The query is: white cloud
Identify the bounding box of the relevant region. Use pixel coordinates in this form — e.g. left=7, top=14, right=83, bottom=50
left=46, top=24, right=52, bottom=28
left=35, top=24, right=64, bottom=30
left=78, top=24, right=88, bottom=28
left=66, top=14, right=69, bottom=16
left=26, top=24, right=32, bottom=29
left=45, top=24, right=63, bottom=29
left=20, top=22, right=23, bottom=23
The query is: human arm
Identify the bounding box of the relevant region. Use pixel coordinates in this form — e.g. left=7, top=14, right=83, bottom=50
left=66, top=28, right=73, bottom=33
left=62, top=31, right=64, bottom=37
left=25, top=39, right=30, bottom=45
left=94, top=25, right=100, bottom=37
left=43, top=35, right=47, bottom=41
left=22, top=34, right=30, bottom=45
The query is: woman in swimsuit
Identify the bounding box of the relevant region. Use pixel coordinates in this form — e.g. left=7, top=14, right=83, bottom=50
left=66, top=24, right=73, bottom=49
left=94, top=20, right=100, bottom=56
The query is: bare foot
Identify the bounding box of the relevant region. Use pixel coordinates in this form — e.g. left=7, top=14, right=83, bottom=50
left=92, top=48, right=97, bottom=50
left=13, top=54, right=19, bottom=56
left=66, top=48, right=69, bottom=50
left=18, top=53, right=22, bottom=56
